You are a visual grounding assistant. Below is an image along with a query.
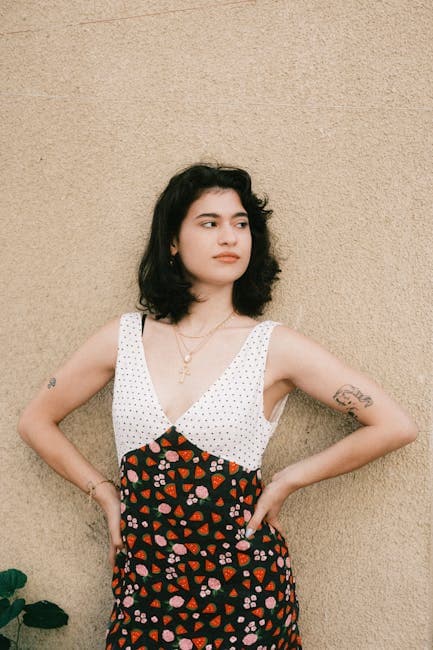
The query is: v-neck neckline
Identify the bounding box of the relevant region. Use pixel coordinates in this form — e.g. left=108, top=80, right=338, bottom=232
left=137, top=313, right=267, bottom=428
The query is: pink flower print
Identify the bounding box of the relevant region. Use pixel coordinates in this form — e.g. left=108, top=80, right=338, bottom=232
left=200, top=583, right=211, bottom=598
left=242, top=633, right=258, bottom=645
left=253, top=548, right=267, bottom=562
left=165, top=450, right=179, bottom=462
left=158, top=503, right=171, bottom=514
left=243, top=594, right=257, bottom=609
left=135, top=564, right=148, bottom=577
left=120, top=502, right=126, bottom=513
left=153, top=473, right=166, bottom=487
left=208, top=577, right=221, bottom=590
left=195, top=485, right=209, bottom=499
left=179, top=640, right=193, bottom=650
left=284, top=612, right=292, bottom=627
left=172, top=543, right=187, bottom=555
left=149, top=440, right=161, bottom=453
left=244, top=621, right=257, bottom=635
left=210, top=459, right=223, bottom=472
left=155, top=534, right=167, bottom=546
left=127, top=469, right=138, bottom=483
left=165, top=566, right=177, bottom=580
left=243, top=509, right=252, bottom=522
left=218, top=550, right=232, bottom=565
left=277, top=556, right=285, bottom=568
left=265, top=596, right=276, bottom=609
left=186, top=492, right=198, bottom=506
left=134, top=609, right=147, bottom=624
left=126, top=514, right=138, bottom=529
left=162, top=629, right=175, bottom=642
left=169, top=595, right=185, bottom=608
left=122, top=596, right=134, bottom=608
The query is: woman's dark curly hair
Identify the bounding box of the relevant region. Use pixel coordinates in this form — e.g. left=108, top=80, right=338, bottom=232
left=136, top=162, right=282, bottom=323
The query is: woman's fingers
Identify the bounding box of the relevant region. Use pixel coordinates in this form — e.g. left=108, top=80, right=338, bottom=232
left=108, top=540, right=127, bottom=569
left=108, top=516, right=121, bottom=540
left=107, top=509, right=125, bottom=548
left=245, top=481, right=286, bottom=538
left=266, top=516, right=284, bottom=534
left=107, top=515, right=125, bottom=568
left=245, top=498, right=269, bottom=537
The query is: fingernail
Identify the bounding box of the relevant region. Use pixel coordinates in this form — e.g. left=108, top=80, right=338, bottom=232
left=245, top=527, right=255, bottom=539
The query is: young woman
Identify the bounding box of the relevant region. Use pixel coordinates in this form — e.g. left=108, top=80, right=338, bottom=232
left=17, top=163, right=418, bottom=650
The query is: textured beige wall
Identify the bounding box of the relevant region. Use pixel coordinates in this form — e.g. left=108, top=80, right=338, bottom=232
left=2, top=1, right=432, bottom=648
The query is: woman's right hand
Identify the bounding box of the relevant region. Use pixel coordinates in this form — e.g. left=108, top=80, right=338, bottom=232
left=92, top=482, right=126, bottom=569
left=105, top=500, right=126, bottom=569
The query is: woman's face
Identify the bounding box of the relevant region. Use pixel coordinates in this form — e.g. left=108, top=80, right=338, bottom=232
left=170, top=187, right=252, bottom=287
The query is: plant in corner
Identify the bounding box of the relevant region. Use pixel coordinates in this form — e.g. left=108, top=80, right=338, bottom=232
left=0, top=568, right=68, bottom=649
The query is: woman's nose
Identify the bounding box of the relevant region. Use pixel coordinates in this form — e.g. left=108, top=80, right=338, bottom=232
left=218, top=225, right=238, bottom=245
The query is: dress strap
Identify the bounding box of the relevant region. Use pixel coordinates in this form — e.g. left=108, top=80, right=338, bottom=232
left=254, top=321, right=290, bottom=425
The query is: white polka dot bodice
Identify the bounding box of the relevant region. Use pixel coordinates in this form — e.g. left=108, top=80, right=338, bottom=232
left=112, top=312, right=289, bottom=470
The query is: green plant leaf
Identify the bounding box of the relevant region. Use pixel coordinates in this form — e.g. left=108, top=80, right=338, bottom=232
left=0, top=598, right=26, bottom=628
left=22, top=601, right=68, bottom=629
left=0, top=570, right=27, bottom=598
left=0, top=602, right=9, bottom=617
left=0, top=634, right=11, bottom=649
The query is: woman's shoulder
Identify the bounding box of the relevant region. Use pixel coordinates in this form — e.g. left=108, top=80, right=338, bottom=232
left=265, top=320, right=317, bottom=383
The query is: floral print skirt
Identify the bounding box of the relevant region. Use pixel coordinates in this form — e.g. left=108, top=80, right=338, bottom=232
left=105, top=426, right=302, bottom=649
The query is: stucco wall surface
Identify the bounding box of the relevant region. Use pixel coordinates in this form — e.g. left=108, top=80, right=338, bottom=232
left=1, top=1, right=432, bottom=648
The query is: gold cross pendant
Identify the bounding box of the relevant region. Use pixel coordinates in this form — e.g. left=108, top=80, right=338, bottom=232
left=178, top=363, right=191, bottom=384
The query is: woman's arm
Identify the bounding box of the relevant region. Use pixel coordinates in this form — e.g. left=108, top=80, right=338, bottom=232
left=17, top=314, right=126, bottom=566
left=17, top=314, right=121, bottom=512
left=269, top=324, right=419, bottom=491
left=245, top=325, right=419, bottom=537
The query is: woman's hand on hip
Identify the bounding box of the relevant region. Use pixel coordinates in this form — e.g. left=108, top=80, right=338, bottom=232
left=100, top=493, right=126, bottom=569
left=244, top=468, right=298, bottom=539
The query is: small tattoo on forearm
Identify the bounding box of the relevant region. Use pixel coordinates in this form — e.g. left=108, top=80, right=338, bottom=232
left=47, top=377, right=57, bottom=389
left=333, top=383, right=373, bottom=420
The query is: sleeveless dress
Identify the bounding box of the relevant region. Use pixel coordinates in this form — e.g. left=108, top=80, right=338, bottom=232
left=105, top=312, right=302, bottom=650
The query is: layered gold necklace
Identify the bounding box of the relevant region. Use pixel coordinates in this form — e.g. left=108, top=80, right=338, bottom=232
left=172, top=310, right=236, bottom=383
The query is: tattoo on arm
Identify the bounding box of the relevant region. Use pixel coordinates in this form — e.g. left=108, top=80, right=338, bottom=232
left=333, top=383, right=373, bottom=421
left=47, top=377, right=57, bottom=389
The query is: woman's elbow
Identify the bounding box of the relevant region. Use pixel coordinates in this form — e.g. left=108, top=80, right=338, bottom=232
left=399, top=420, right=419, bottom=444
left=17, top=409, right=38, bottom=442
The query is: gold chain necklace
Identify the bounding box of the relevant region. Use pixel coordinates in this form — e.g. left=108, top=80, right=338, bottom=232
left=175, top=310, right=238, bottom=339
left=173, top=310, right=236, bottom=383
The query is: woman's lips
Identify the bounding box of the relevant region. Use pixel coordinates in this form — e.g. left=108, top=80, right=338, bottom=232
left=214, top=255, right=239, bottom=263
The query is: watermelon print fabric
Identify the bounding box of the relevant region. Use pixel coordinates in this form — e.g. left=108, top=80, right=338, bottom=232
left=105, top=426, right=302, bottom=649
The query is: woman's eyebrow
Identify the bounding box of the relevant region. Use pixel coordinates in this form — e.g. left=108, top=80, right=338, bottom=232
left=194, top=212, right=249, bottom=219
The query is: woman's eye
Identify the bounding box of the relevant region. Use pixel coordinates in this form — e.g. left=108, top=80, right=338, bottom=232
left=201, top=221, right=249, bottom=228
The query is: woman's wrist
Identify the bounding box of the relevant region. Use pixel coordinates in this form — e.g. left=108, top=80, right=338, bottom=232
left=271, top=465, right=302, bottom=495
left=89, top=480, right=120, bottom=511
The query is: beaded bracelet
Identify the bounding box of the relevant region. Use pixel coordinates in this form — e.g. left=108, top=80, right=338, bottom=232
left=87, top=478, right=120, bottom=506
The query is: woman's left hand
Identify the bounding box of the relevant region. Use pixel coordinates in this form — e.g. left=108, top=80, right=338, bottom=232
left=244, top=468, right=298, bottom=538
